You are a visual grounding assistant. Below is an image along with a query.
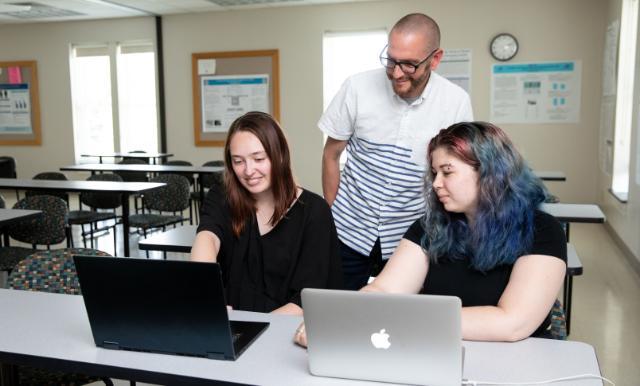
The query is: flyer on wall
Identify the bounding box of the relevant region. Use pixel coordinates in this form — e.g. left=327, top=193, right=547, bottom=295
left=490, top=61, right=581, bottom=124
left=201, top=74, right=269, bottom=133
left=0, top=83, right=32, bottom=134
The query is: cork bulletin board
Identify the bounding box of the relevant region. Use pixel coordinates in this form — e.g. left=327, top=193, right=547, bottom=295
left=0, top=60, right=41, bottom=146
left=192, top=50, right=279, bottom=147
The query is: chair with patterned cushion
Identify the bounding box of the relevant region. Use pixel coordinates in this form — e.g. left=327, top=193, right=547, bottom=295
left=0, top=195, right=69, bottom=276
left=25, top=171, right=70, bottom=207
left=191, top=160, right=224, bottom=223
left=129, top=174, right=190, bottom=257
left=68, top=173, right=122, bottom=251
left=549, top=299, right=568, bottom=340
left=7, top=248, right=114, bottom=385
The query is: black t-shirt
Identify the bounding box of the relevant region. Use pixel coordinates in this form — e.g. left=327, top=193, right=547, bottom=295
left=197, top=188, right=343, bottom=312
left=403, top=210, right=567, bottom=336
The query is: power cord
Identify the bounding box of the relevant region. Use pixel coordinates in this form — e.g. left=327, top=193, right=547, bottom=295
left=462, top=373, right=614, bottom=385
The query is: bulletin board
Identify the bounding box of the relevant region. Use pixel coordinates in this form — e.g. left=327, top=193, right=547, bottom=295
left=192, top=50, right=280, bottom=147
left=0, top=60, right=41, bottom=146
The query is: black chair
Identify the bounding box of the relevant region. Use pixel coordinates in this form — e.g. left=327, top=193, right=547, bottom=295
left=129, top=174, right=191, bottom=258
left=164, top=160, right=197, bottom=220
left=68, top=173, right=123, bottom=252
left=0, top=195, right=69, bottom=276
left=0, top=156, right=19, bottom=200
left=115, top=158, right=148, bottom=214
left=25, top=171, right=70, bottom=207
left=8, top=248, right=114, bottom=385
left=191, top=160, right=224, bottom=223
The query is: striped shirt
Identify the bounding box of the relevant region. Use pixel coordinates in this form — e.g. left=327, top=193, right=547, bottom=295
left=319, top=69, right=473, bottom=259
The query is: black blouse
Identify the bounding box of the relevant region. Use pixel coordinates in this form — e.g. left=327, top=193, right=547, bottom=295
left=197, top=189, right=343, bottom=312
left=403, top=210, right=567, bottom=335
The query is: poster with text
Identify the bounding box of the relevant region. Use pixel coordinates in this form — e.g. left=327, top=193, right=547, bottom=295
left=491, top=61, right=581, bottom=124
left=438, top=48, right=471, bottom=94
left=201, top=74, right=269, bottom=133
left=0, top=83, right=32, bottom=134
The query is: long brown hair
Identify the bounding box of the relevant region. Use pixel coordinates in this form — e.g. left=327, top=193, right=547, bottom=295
left=224, top=111, right=297, bottom=237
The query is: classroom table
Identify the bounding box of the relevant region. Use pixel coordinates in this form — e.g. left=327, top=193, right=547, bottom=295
left=138, top=224, right=197, bottom=253
left=534, top=170, right=567, bottom=181
left=0, top=209, right=42, bottom=246
left=0, top=179, right=165, bottom=256
left=0, top=289, right=604, bottom=386
left=80, top=152, right=174, bottom=164
left=61, top=163, right=224, bottom=203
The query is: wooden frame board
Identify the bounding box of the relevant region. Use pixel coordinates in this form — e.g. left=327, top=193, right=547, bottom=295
left=0, top=60, right=41, bottom=146
left=192, top=50, right=279, bottom=147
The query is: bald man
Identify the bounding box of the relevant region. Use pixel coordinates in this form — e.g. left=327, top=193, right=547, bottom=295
left=319, top=13, right=473, bottom=290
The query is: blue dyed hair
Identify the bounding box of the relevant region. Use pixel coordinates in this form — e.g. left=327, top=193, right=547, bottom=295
left=421, top=121, right=548, bottom=271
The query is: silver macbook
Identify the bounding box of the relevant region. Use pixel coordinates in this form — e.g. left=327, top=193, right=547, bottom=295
left=301, top=289, right=462, bottom=386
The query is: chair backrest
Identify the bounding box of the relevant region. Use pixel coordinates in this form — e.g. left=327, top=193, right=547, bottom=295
left=10, top=195, right=68, bottom=246
left=80, top=173, right=123, bottom=209
left=7, top=248, right=111, bottom=295
left=164, top=160, right=195, bottom=185
left=201, top=160, right=225, bottom=192
left=115, top=158, right=148, bottom=182
left=145, top=174, right=191, bottom=212
left=25, top=172, right=70, bottom=203
left=0, top=156, right=17, bottom=178
left=123, top=150, right=148, bottom=163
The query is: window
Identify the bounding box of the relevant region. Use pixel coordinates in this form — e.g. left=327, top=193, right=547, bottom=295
left=322, top=29, right=387, bottom=163
left=611, top=0, right=639, bottom=202
left=70, top=42, right=158, bottom=163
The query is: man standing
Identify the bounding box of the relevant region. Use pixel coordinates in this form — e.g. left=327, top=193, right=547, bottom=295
left=319, top=13, right=473, bottom=290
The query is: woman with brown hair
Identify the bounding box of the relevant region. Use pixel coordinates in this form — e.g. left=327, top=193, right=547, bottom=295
left=191, top=111, right=342, bottom=315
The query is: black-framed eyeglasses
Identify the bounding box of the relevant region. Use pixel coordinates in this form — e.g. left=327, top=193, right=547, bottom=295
left=379, top=46, right=439, bottom=74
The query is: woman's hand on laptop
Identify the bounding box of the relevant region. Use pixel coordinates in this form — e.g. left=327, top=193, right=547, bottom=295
left=294, top=322, right=307, bottom=347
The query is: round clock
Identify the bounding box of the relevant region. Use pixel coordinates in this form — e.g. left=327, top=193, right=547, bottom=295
left=490, top=33, right=519, bottom=61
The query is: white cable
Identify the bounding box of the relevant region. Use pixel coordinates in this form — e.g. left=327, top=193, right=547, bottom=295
left=462, top=373, right=614, bottom=385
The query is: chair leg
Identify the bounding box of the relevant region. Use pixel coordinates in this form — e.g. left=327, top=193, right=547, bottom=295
left=81, top=224, right=88, bottom=248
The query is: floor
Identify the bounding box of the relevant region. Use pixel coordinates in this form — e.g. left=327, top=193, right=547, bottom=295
left=2, top=195, right=639, bottom=385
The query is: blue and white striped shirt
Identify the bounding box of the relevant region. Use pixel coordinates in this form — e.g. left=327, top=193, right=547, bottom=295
left=319, top=69, right=473, bottom=259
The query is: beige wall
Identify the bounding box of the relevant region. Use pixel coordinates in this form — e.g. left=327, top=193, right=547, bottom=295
left=0, top=17, right=155, bottom=179
left=7, top=0, right=638, bottom=264
left=597, top=0, right=640, bottom=267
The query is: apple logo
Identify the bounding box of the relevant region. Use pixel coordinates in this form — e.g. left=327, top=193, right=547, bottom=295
left=370, top=329, right=391, bottom=349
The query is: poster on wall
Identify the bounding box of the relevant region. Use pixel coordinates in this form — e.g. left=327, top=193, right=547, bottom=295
left=0, top=83, right=32, bottom=134
left=201, top=74, right=269, bottom=133
left=438, top=48, right=471, bottom=94
left=490, top=61, right=581, bottom=124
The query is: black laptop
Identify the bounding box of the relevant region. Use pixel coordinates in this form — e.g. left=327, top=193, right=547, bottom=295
left=73, top=255, right=269, bottom=361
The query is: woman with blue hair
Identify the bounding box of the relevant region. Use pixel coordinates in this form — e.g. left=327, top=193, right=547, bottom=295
left=295, top=121, right=567, bottom=345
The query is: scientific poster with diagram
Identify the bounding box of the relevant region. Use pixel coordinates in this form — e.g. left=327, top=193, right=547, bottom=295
left=490, top=61, right=581, bottom=124
left=0, top=83, right=32, bottom=134
left=201, top=74, right=269, bottom=133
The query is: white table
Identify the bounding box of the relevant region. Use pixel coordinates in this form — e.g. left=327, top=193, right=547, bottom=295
left=0, top=289, right=603, bottom=385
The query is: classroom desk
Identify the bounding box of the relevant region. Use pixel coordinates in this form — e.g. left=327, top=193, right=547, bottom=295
left=0, top=209, right=42, bottom=246
left=80, top=152, right=174, bottom=164
left=0, top=289, right=603, bottom=386
left=61, top=163, right=224, bottom=203
left=0, top=179, right=164, bottom=256
left=534, top=170, right=567, bottom=181
left=138, top=224, right=196, bottom=253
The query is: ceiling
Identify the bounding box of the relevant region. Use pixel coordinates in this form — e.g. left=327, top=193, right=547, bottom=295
left=0, top=0, right=376, bottom=24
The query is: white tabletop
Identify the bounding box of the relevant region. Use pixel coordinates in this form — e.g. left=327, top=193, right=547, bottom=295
left=540, top=203, right=606, bottom=223
left=0, top=289, right=603, bottom=385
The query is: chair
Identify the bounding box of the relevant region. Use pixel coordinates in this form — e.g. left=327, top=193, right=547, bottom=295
left=0, top=195, right=69, bottom=275
left=548, top=299, right=568, bottom=340
left=165, top=160, right=196, bottom=220
left=0, top=156, right=19, bottom=200
left=7, top=248, right=114, bottom=385
left=191, top=160, right=224, bottom=223
left=25, top=171, right=70, bottom=206
left=68, top=173, right=122, bottom=252
left=128, top=174, right=191, bottom=257
left=115, top=158, right=148, bottom=214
